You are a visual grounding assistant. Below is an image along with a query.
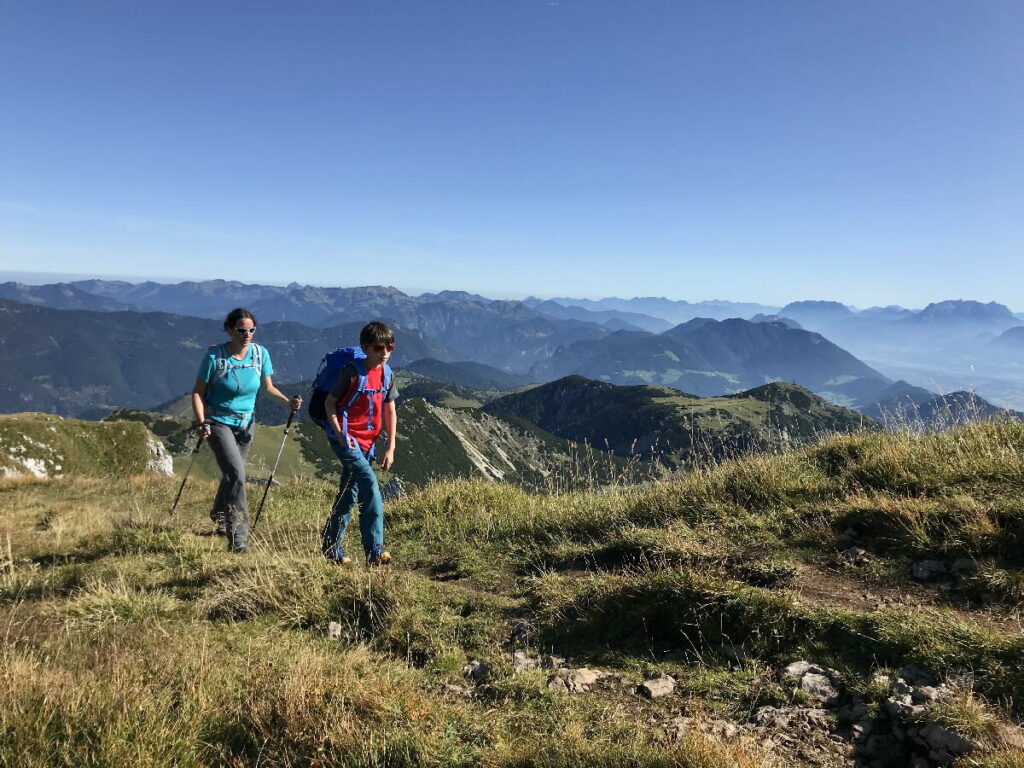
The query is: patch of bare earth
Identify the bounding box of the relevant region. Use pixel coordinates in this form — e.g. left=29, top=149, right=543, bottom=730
left=786, top=562, right=1024, bottom=636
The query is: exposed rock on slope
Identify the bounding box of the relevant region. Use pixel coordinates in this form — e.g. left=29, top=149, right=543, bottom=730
left=395, top=398, right=629, bottom=489
left=0, top=413, right=173, bottom=479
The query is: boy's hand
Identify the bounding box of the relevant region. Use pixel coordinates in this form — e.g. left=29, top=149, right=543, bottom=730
left=380, top=448, right=395, bottom=471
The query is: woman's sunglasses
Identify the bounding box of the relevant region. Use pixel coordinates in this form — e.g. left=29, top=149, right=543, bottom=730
left=234, top=327, right=256, bottom=335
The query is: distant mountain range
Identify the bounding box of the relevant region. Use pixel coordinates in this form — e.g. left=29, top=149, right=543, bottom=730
left=527, top=317, right=891, bottom=409
left=859, top=380, right=1024, bottom=427
left=0, top=301, right=440, bottom=418
left=3, top=279, right=1021, bottom=415
left=533, top=296, right=780, bottom=324
left=0, top=280, right=612, bottom=372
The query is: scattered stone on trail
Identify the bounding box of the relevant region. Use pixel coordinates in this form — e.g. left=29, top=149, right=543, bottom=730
left=638, top=674, right=676, bottom=700
left=444, top=683, right=473, bottom=698
left=899, top=665, right=936, bottom=687
left=541, top=653, right=567, bottom=670
left=546, top=667, right=605, bottom=694
left=512, top=650, right=539, bottom=674
left=601, top=674, right=639, bottom=692
left=462, top=660, right=489, bottom=683
left=839, top=546, right=869, bottom=565
left=910, top=685, right=944, bottom=704
left=565, top=667, right=603, bottom=693
left=547, top=675, right=569, bottom=694
left=911, top=560, right=947, bottom=581
left=950, top=558, right=979, bottom=574
left=381, top=476, right=405, bottom=501
left=918, top=723, right=979, bottom=757
left=781, top=661, right=841, bottom=706
left=748, top=706, right=849, bottom=766
left=783, top=661, right=817, bottom=678
left=327, top=621, right=342, bottom=640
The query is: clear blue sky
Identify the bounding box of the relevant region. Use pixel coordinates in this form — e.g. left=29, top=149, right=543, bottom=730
left=1, top=0, right=1021, bottom=308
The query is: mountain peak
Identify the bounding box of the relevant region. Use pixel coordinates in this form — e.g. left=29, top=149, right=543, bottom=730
left=915, top=300, right=1017, bottom=323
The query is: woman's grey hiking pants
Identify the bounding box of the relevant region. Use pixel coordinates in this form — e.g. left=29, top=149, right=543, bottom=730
left=207, top=420, right=254, bottom=551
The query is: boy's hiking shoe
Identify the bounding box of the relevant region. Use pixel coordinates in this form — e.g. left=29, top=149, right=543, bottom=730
left=229, top=544, right=250, bottom=554
left=367, top=544, right=391, bottom=566
left=324, top=545, right=352, bottom=565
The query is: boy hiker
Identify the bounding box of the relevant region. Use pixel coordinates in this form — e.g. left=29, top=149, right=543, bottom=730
left=315, top=321, right=398, bottom=565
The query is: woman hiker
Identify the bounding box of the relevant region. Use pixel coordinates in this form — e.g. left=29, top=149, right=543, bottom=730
left=191, top=308, right=301, bottom=553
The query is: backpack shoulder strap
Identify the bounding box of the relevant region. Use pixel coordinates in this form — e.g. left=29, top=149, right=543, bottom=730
left=345, top=359, right=369, bottom=409
left=252, top=344, right=264, bottom=375
left=209, top=343, right=231, bottom=387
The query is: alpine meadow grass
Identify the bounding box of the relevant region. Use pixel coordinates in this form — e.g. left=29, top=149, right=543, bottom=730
left=2, top=420, right=1024, bottom=765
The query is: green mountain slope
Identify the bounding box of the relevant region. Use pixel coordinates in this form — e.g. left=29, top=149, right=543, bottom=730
left=104, top=409, right=333, bottom=484
left=395, top=398, right=634, bottom=490
left=0, top=413, right=173, bottom=479
left=484, top=376, right=873, bottom=465
left=104, top=399, right=631, bottom=493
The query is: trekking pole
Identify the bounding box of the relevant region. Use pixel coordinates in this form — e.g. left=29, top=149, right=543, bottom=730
left=169, top=433, right=205, bottom=515
left=252, top=411, right=296, bottom=530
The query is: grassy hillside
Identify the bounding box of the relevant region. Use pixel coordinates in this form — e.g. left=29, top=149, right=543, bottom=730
left=0, top=413, right=171, bottom=479
left=2, top=422, right=1024, bottom=766
left=105, top=409, right=331, bottom=484
left=485, top=377, right=873, bottom=466
left=396, top=398, right=642, bottom=491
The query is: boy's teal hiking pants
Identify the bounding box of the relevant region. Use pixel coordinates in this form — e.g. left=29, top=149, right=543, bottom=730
left=322, top=442, right=384, bottom=558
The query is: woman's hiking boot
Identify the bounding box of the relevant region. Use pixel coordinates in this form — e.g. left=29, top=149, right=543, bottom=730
left=367, top=544, right=391, bottom=566
left=225, top=507, right=250, bottom=553
left=324, top=544, right=352, bottom=565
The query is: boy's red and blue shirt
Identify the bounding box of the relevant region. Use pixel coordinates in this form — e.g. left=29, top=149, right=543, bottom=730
left=328, top=364, right=399, bottom=451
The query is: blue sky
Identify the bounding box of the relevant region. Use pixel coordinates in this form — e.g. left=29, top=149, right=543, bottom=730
left=1, top=0, right=1021, bottom=308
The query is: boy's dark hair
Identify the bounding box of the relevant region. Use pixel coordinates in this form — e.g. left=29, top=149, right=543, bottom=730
left=360, top=321, right=395, bottom=347
left=223, top=307, right=256, bottom=331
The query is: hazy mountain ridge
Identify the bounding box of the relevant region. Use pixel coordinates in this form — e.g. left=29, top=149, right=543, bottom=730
left=529, top=317, right=890, bottom=408
left=523, top=298, right=673, bottom=334
left=0, top=301, right=441, bottom=418
left=535, top=295, right=780, bottom=324
left=0, top=281, right=136, bottom=312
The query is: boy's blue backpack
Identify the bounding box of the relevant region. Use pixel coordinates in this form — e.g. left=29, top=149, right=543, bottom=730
left=307, top=347, right=394, bottom=437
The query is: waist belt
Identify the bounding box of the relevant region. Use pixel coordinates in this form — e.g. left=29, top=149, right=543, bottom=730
left=211, top=408, right=253, bottom=425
